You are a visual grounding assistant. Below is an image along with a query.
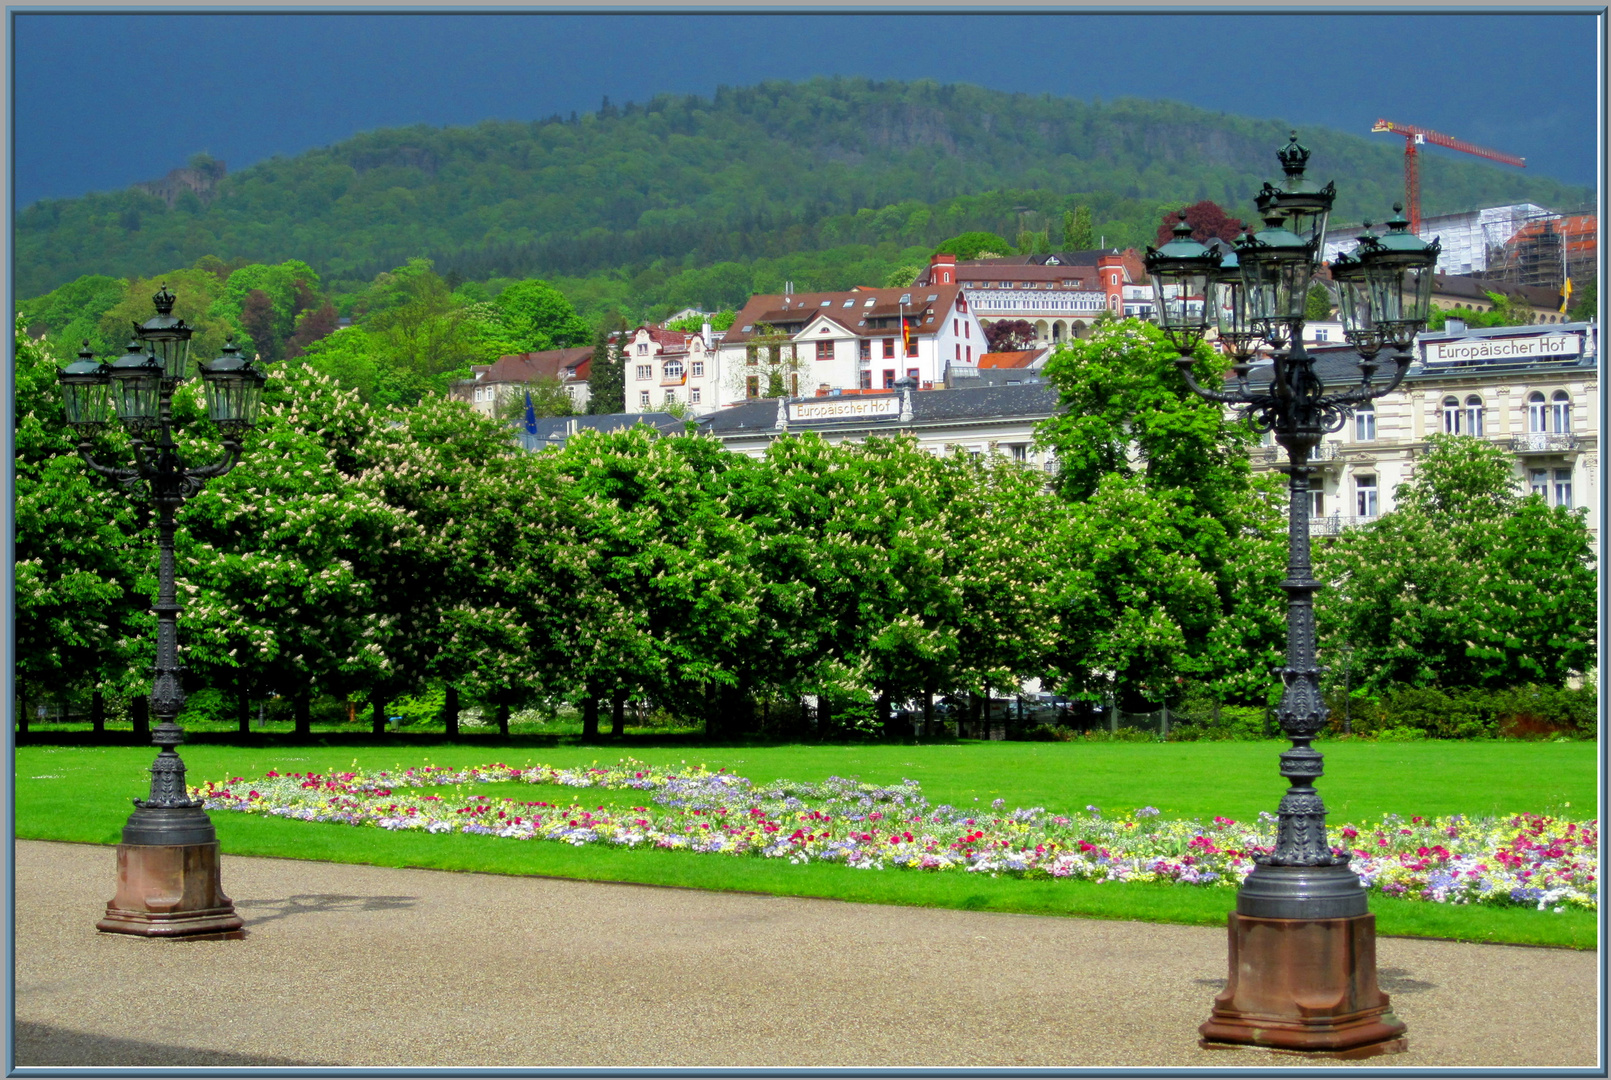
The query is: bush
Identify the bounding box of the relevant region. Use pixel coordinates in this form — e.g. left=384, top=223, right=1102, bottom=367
left=1323, top=682, right=1595, bottom=740
left=1167, top=704, right=1270, bottom=741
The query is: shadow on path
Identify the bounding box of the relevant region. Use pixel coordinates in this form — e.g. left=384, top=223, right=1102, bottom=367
left=14, top=1021, right=336, bottom=1067
left=232, top=892, right=418, bottom=927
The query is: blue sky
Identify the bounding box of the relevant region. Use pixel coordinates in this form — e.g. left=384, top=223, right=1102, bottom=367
left=9, top=10, right=1602, bottom=209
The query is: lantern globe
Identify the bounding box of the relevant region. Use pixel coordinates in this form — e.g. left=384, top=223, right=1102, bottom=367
left=1144, top=212, right=1221, bottom=353
left=58, top=341, right=114, bottom=428
left=1209, top=244, right=1262, bottom=368
left=1359, top=205, right=1442, bottom=351
left=133, top=284, right=194, bottom=380
left=1254, top=132, right=1337, bottom=251
left=1238, top=210, right=1317, bottom=344
left=107, top=341, right=166, bottom=429
left=198, top=339, right=268, bottom=428
left=1330, top=230, right=1387, bottom=360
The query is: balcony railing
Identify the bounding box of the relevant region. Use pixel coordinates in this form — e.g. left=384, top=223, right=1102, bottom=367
left=1309, top=514, right=1376, bottom=536
left=1256, top=441, right=1339, bottom=466
left=1509, top=432, right=1579, bottom=454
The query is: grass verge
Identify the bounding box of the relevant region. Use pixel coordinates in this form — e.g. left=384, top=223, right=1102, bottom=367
left=16, top=741, right=1596, bottom=949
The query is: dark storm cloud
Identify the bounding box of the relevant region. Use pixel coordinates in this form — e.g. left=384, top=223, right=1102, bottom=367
left=10, top=11, right=1600, bottom=208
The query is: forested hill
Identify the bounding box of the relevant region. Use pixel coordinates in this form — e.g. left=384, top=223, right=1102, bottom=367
left=16, top=77, right=1591, bottom=298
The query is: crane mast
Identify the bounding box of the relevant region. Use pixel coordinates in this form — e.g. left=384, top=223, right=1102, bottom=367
left=1371, top=119, right=1527, bottom=235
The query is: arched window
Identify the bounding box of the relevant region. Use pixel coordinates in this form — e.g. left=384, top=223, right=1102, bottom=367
left=663, top=359, right=684, bottom=381
left=1355, top=402, right=1376, bottom=441
left=1442, top=396, right=1462, bottom=434
left=1528, top=391, right=1548, bottom=432
left=1552, top=391, right=1572, bottom=434
left=1464, top=395, right=1484, bottom=437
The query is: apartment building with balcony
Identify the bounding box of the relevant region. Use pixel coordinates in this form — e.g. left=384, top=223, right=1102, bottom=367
left=1246, top=321, right=1598, bottom=542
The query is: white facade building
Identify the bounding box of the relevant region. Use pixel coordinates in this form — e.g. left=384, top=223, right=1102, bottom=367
left=1247, top=322, right=1599, bottom=545
left=623, top=323, right=720, bottom=414
left=705, top=281, right=987, bottom=413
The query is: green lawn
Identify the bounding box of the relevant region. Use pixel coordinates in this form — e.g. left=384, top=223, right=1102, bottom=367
left=15, top=739, right=1597, bottom=949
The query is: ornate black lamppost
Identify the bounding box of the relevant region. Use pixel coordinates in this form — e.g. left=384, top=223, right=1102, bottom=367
left=58, top=286, right=267, bottom=939
left=1146, top=135, right=1439, bottom=1057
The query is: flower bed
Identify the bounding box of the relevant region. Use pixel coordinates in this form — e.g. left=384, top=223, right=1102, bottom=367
left=194, top=759, right=1597, bottom=911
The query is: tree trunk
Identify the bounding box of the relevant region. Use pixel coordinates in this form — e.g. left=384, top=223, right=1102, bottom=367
left=132, top=694, right=149, bottom=738
left=610, top=691, right=625, bottom=738
left=581, top=694, right=599, bottom=741
left=17, top=685, right=27, bottom=736
left=443, top=685, right=460, bottom=738
left=819, top=696, right=832, bottom=735
left=237, top=686, right=250, bottom=735
left=294, top=692, right=311, bottom=738
left=372, top=693, right=387, bottom=736
left=877, top=692, right=895, bottom=739
left=923, top=690, right=934, bottom=739
left=92, top=690, right=106, bottom=735
left=496, top=701, right=510, bottom=739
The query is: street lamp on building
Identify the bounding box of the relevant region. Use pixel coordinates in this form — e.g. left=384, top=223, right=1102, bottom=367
left=1146, top=134, right=1439, bottom=1057
left=57, top=285, right=267, bottom=939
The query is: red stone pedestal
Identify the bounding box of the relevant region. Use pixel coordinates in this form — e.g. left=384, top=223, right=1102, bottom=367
left=1198, top=912, right=1406, bottom=1058
left=96, top=842, right=245, bottom=939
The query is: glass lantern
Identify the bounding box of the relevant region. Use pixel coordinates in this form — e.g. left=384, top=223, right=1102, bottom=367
left=134, top=284, right=194, bottom=380
left=1210, top=246, right=1262, bottom=379
left=1238, top=210, right=1318, bottom=346
left=1359, top=205, right=1442, bottom=352
left=1329, top=225, right=1386, bottom=361
left=57, top=341, right=114, bottom=428
left=107, top=341, right=166, bottom=428
left=1144, top=212, right=1221, bottom=355
left=1253, top=131, right=1336, bottom=252
left=198, top=339, right=268, bottom=429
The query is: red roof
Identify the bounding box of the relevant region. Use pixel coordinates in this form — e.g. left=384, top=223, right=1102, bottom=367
left=724, top=283, right=968, bottom=345
left=978, top=349, right=1047, bottom=369
left=473, top=346, right=593, bottom=384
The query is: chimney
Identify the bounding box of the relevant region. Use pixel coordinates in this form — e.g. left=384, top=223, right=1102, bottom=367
left=702, top=319, right=714, bottom=350
left=1446, top=318, right=1467, bottom=334
left=929, top=251, right=957, bottom=286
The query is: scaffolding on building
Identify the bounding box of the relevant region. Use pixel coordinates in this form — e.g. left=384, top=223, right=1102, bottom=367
left=1482, top=205, right=1598, bottom=292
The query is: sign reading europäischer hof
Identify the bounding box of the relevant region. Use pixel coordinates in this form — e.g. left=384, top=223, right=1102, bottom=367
left=1423, top=332, right=1583, bottom=366
left=787, top=396, right=902, bottom=423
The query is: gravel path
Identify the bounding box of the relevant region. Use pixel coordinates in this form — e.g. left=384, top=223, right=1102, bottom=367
left=12, top=839, right=1599, bottom=1070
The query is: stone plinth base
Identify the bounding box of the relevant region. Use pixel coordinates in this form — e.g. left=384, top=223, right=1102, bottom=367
left=1198, top=912, right=1406, bottom=1057
left=96, top=841, right=245, bottom=939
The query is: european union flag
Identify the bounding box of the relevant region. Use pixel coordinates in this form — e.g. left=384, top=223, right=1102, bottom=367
left=524, top=390, right=538, bottom=435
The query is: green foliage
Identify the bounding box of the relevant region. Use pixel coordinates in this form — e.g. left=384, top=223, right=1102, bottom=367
left=1427, top=290, right=1541, bottom=331
left=12, top=319, right=147, bottom=702
left=1304, top=282, right=1334, bottom=322
left=1325, top=683, right=1597, bottom=740
left=883, top=264, right=925, bottom=288
left=587, top=324, right=628, bottom=414
left=1316, top=435, right=1596, bottom=691
left=1566, top=278, right=1596, bottom=322
left=1062, top=206, right=1094, bottom=251
left=665, top=310, right=735, bottom=333
left=1035, top=320, right=1285, bottom=707
left=16, top=79, right=1591, bottom=304
left=936, top=231, right=1014, bottom=260
left=491, top=278, right=592, bottom=351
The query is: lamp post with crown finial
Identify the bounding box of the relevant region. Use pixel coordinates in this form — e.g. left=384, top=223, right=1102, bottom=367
left=56, top=285, right=268, bottom=939
left=1146, top=134, right=1439, bottom=1058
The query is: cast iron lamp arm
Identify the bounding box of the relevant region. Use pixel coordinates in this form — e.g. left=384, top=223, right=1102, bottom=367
left=1173, top=356, right=1262, bottom=406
